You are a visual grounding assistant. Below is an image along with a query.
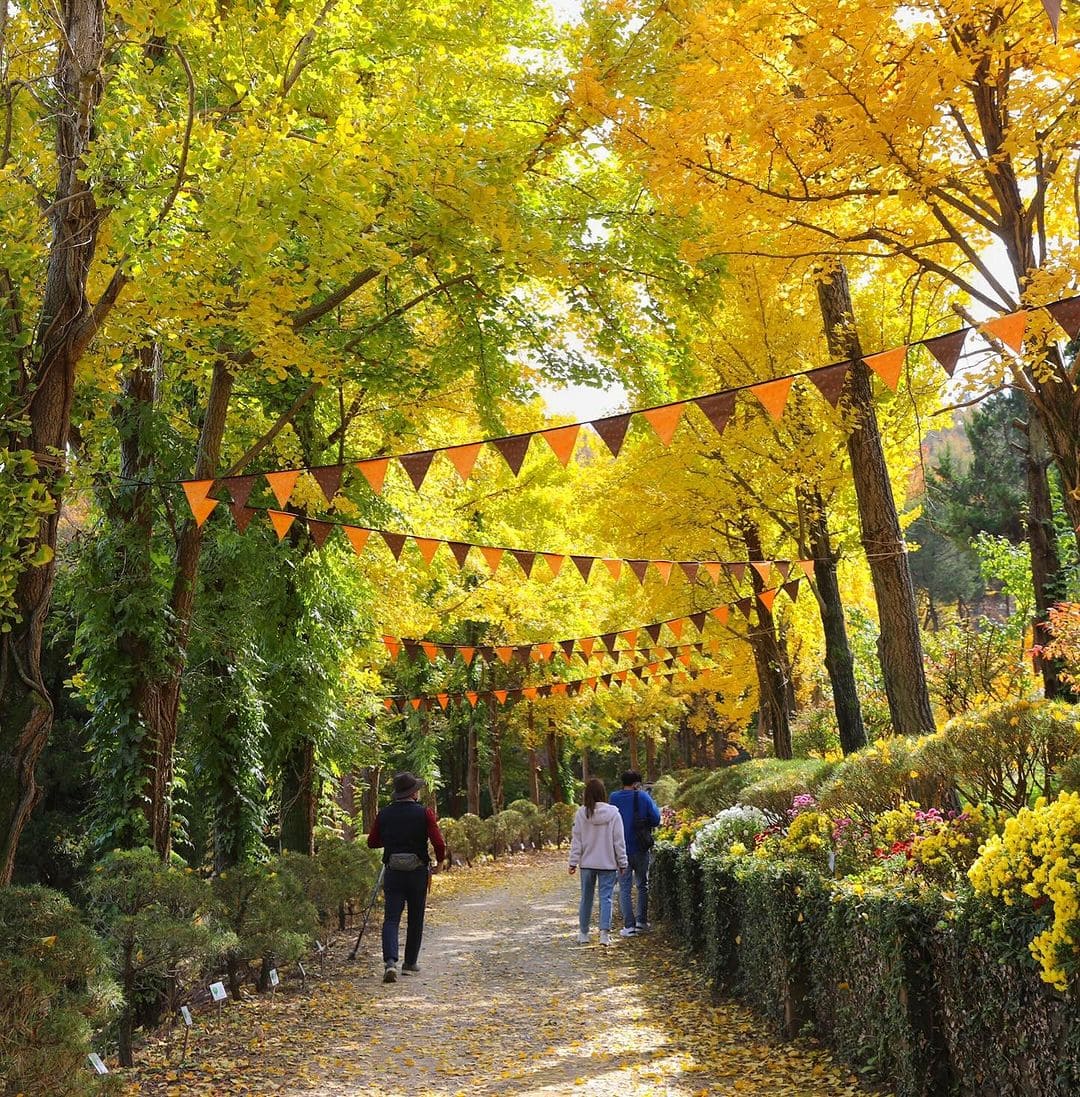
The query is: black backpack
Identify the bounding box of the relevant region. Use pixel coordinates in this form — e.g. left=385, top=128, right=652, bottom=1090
left=632, top=789, right=655, bottom=851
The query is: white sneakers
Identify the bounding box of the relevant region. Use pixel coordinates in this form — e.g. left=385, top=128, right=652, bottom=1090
left=383, top=963, right=399, bottom=983
left=619, top=926, right=638, bottom=937
left=577, top=931, right=590, bottom=944
left=599, top=930, right=611, bottom=946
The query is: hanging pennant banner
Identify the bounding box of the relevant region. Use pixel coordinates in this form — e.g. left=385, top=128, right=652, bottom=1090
left=265, top=470, right=301, bottom=508
left=542, top=424, right=581, bottom=466
left=399, top=450, right=436, bottom=491
left=863, top=346, right=907, bottom=392
left=642, top=403, right=685, bottom=445
left=1047, top=297, right=1080, bottom=339
left=308, top=520, right=333, bottom=548
left=445, top=442, right=482, bottom=481
left=356, top=458, right=389, bottom=494
left=543, top=553, right=564, bottom=578
left=345, top=527, right=370, bottom=556
left=311, top=465, right=343, bottom=503
left=695, top=391, right=736, bottom=435
left=268, top=510, right=295, bottom=540
left=225, top=474, right=258, bottom=509
left=493, top=435, right=531, bottom=475
left=751, top=377, right=793, bottom=421
left=758, top=588, right=778, bottom=612
left=807, top=362, right=849, bottom=407
left=480, top=546, right=504, bottom=573
left=980, top=311, right=1028, bottom=353
left=381, top=531, right=408, bottom=560
left=591, top=413, right=632, bottom=457
left=414, top=538, right=441, bottom=565
left=603, top=558, right=623, bottom=581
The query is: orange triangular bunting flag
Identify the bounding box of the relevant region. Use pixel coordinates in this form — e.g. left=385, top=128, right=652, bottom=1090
left=653, top=560, right=674, bottom=585
left=444, top=443, right=482, bottom=481
left=356, top=458, right=389, bottom=494
left=667, top=618, right=685, bottom=641
left=579, top=637, right=596, bottom=658
left=799, top=559, right=816, bottom=580
left=750, top=561, right=771, bottom=583
left=383, top=698, right=395, bottom=712
left=409, top=698, right=423, bottom=711
left=863, top=346, right=907, bottom=392
left=981, top=311, right=1028, bottom=353
left=535, top=642, right=554, bottom=661
left=758, top=588, right=778, bottom=613
left=480, top=546, right=504, bottom=573
left=437, top=693, right=450, bottom=710
left=268, top=510, right=295, bottom=540
left=522, top=686, right=538, bottom=701
left=344, top=527, right=370, bottom=556
left=189, top=495, right=218, bottom=528
left=541, top=425, right=580, bottom=466
left=383, top=636, right=401, bottom=660
left=602, top=559, right=623, bottom=581
left=750, top=377, right=793, bottom=421
left=414, top=538, right=441, bottom=566
left=265, top=470, right=301, bottom=508
left=459, top=646, right=475, bottom=665
left=465, top=692, right=479, bottom=707
left=543, top=553, right=564, bottom=577
left=421, top=642, right=440, bottom=662
left=711, top=605, right=730, bottom=626
left=182, top=480, right=216, bottom=523
left=620, top=629, right=638, bottom=650
left=702, top=562, right=722, bottom=583
left=642, top=403, right=685, bottom=446
left=493, top=689, right=509, bottom=705
left=495, top=646, right=513, bottom=664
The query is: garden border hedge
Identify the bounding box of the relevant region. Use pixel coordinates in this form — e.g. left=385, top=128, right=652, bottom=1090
left=653, top=845, right=1080, bottom=1097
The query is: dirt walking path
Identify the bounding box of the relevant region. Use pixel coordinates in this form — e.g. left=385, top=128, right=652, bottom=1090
left=125, top=852, right=878, bottom=1096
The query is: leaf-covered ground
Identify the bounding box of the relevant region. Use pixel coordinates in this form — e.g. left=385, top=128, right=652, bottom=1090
left=124, top=852, right=887, bottom=1095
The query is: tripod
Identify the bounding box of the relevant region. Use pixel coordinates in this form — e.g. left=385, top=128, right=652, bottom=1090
left=348, top=865, right=386, bottom=961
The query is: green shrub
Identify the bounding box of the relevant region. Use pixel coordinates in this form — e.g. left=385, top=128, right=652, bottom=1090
left=548, top=802, right=577, bottom=847
left=280, top=838, right=379, bottom=925
left=673, top=763, right=756, bottom=815
left=440, top=818, right=469, bottom=865
left=457, top=813, right=487, bottom=862
left=490, top=809, right=527, bottom=856
left=0, top=886, right=119, bottom=1095
left=737, top=759, right=835, bottom=818
left=1058, top=753, right=1080, bottom=794
left=649, top=774, right=678, bottom=806
left=85, top=849, right=231, bottom=1067
left=817, top=738, right=923, bottom=820
left=915, top=700, right=1080, bottom=815
left=649, top=844, right=679, bottom=926
left=507, top=799, right=547, bottom=848
left=212, top=860, right=318, bottom=997
left=790, top=700, right=842, bottom=759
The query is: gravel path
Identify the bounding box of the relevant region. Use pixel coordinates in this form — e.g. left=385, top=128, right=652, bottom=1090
left=124, top=852, right=877, bottom=1096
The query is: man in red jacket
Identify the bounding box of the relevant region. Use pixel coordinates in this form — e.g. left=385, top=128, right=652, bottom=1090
left=367, top=772, right=446, bottom=983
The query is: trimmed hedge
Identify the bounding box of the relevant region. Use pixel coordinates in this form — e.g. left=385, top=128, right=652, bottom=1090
left=653, top=846, right=1080, bottom=1097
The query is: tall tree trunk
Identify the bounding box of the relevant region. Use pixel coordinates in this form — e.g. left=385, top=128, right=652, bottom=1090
left=360, top=765, right=381, bottom=831
left=0, top=0, right=106, bottom=883
left=338, top=773, right=356, bottom=841
left=1018, top=412, right=1070, bottom=699
left=663, top=732, right=672, bottom=774
left=527, top=746, right=541, bottom=807
left=545, top=721, right=564, bottom=803
left=467, top=719, right=480, bottom=816
left=799, top=485, right=867, bottom=753
left=627, top=720, right=639, bottom=773
left=140, top=361, right=233, bottom=857
left=816, top=264, right=934, bottom=736
left=581, top=746, right=590, bottom=782
left=743, top=520, right=793, bottom=759
left=646, top=734, right=658, bottom=783
left=487, top=700, right=504, bottom=814
left=280, top=738, right=317, bottom=855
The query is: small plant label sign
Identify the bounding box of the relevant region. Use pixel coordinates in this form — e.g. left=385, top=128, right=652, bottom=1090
left=88, top=1053, right=108, bottom=1074
left=297, top=961, right=307, bottom=979
left=315, top=940, right=326, bottom=953
left=269, top=968, right=280, bottom=987
left=209, top=982, right=228, bottom=1003
left=180, top=1005, right=193, bottom=1027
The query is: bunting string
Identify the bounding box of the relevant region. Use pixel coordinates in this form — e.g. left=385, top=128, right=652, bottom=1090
left=177, top=294, right=1080, bottom=521
left=193, top=501, right=815, bottom=588
left=379, top=575, right=807, bottom=671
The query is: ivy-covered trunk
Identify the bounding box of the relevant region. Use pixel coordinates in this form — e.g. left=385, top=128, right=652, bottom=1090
left=816, top=265, right=934, bottom=737
left=0, top=0, right=105, bottom=884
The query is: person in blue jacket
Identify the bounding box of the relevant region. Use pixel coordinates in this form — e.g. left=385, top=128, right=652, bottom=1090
left=609, top=770, right=661, bottom=936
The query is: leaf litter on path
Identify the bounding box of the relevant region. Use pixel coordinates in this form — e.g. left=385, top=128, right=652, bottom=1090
left=123, top=851, right=889, bottom=1096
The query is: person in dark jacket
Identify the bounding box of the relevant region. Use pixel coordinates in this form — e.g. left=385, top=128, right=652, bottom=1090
left=609, top=770, right=661, bottom=936
left=366, top=772, right=446, bottom=983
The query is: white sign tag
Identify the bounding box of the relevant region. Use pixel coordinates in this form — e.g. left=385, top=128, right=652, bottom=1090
left=88, top=1053, right=108, bottom=1074
left=180, top=1005, right=193, bottom=1027
left=315, top=940, right=326, bottom=953
left=269, top=968, right=280, bottom=987
left=209, top=981, right=228, bottom=1002
left=297, top=961, right=307, bottom=979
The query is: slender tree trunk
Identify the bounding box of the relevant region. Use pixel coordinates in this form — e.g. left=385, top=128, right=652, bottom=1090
left=338, top=773, right=356, bottom=841
left=360, top=765, right=381, bottom=830
left=280, top=738, right=317, bottom=855
left=581, top=746, right=590, bottom=782
left=467, top=719, right=480, bottom=815
left=0, top=0, right=106, bottom=884
left=799, top=486, right=867, bottom=753
left=140, top=360, right=234, bottom=857
left=646, top=734, right=658, bottom=782
left=817, top=264, right=934, bottom=736
left=742, top=520, right=793, bottom=759
left=545, top=722, right=564, bottom=803
left=1018, top=412, right=1070, bottom=700
left=627, top=719, right=639, bottom=773
left=487, top=700, right=504, bottom=814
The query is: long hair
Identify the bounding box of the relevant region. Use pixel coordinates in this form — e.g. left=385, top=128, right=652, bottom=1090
left=583, top=777, right=607, bottom=818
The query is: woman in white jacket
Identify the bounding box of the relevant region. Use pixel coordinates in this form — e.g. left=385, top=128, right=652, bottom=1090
left=568, top=777, right=628, bottom=945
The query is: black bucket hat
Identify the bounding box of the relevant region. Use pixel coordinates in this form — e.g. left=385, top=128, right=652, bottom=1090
left=391, top=771, right=425, bottom=799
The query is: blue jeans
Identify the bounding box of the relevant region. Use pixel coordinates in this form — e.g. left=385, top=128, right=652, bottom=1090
left=381, top=867, right=429, bottom=965
left=578, top=868, right=617, bottom=933
left=619, top=850, right=651, bottom=928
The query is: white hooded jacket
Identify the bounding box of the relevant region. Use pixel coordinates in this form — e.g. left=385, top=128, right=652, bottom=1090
left=568, top=801, right=628, bottom=871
